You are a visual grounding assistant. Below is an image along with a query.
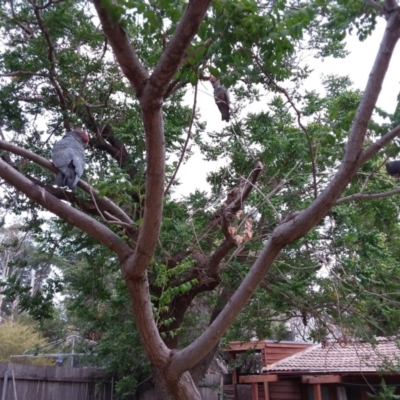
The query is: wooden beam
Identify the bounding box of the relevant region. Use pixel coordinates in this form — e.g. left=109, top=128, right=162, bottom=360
left=251, top=382, right=259, bottom=400
left=314, top=384, right=322, bottom=400
left=225, top=341, right=312, bottom=352
left=225, top=341, right=266, bottom=352
left=302, top=375, right=342, bottom=384
left=239, top=374, right=279, bottom=383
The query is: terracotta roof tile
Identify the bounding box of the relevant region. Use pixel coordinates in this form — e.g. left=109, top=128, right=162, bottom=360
left=266, top=338, right=400, bottom=373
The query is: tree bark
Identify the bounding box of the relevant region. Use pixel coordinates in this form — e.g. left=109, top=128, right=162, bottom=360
left=189, top=286, right=234, bottom=384
left=151, top=366, right=201, bottom=400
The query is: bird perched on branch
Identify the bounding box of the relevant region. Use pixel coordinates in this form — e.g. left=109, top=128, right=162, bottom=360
left=210, top=75, right=230, bottom=122
left=386, top=160, right=400, bottom=178
left=51, top=127, right=89, bottom=190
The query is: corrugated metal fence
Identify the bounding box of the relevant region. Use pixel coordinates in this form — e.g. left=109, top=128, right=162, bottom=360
left=0, top=363, right=112, bottom=400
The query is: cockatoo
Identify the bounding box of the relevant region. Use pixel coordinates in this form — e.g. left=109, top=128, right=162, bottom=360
left=210, top=75, right=230, bottom=122
left=386, top=161, right=400, bottom=178
left=51, top=127, right=89, bottom=190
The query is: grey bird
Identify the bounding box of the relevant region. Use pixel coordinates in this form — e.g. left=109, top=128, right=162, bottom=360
left=51, top=127, right=89, bottom=190
left=210, top=75, right=230, bottom=122
left=386, top=160, right=400, bottom=178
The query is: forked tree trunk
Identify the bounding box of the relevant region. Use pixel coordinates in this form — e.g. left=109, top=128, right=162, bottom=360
left=151, top=365, right=201, bottom=400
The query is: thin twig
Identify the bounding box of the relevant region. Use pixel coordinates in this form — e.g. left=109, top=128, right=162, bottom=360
left=32, top=5, right=71, bottom=130
left=84, top=84, right=113, bottom=109
left=164, top=78, right=198, bottom=196
left=0, top=71, right=48, bottom=77
left=88, top=183, right=133, bottom=229
left=359, top=156, right=388, bottom=193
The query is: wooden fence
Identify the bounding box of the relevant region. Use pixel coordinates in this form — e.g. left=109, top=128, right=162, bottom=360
left=198, top=374, right=223, bottom=400
left=0, top=363, right=225, bottom=400
left=0, top=363, right=112, bottom=400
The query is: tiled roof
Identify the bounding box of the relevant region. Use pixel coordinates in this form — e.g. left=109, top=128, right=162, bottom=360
left=266, top=338, right=400, bottom=373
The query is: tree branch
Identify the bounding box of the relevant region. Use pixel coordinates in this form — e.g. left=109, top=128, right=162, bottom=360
left=0, top=140, right=134, bottom=227
left=0, top=160, right=132, bottom=261
left=8, top=2, right=36, bottom=38
left=123, top=107, right=165, bottom=278
left=27, top=0, right=66, bottom=10
left=125, top=275, right=171, bottom=368
left=336, top=187, right=400, bottom=204
left=93, top=0, right=149, bottom=97
left=164, top=79, right=189, bottom=99
left=208, top=240, right=236, bottom=277
left=384, top=0, right=399, bottom=13
left=92, top=125, right=136, bottom=180
left=143, top=0, right=212, bottom=102
left=169, top=7, right=400, bottom=376
left=212, top=160, right=264, bottom=228
left=17, top=96, right=44, bottom=103
left=358, top=123, right=400, bottom=166
left=26, top=175, right=100, bottom=215
left=366, top=0, right=385, bottom=15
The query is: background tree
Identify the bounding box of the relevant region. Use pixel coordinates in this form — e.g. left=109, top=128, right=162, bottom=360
left=1, top=0, right=400, bottom=399
left=0, top=320, right=51, bottom=364
left=0, top=225, right=61, bottom=322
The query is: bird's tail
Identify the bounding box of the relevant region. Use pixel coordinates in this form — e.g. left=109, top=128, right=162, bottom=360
left=54, top=171, right=65, bottom=187
left=54, top=162, right=78, bottom=190
left=64, top=161, right=78, bottom=189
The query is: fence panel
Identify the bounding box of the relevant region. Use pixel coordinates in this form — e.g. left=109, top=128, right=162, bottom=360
left=0, top=363, right=112, bottom=400
left=198, top=373, right=222, bottom=400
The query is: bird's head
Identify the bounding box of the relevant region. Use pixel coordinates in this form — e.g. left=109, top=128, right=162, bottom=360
left=74, top=127, right=90, bottom=147
left=209, top=75, right=218, bottom=83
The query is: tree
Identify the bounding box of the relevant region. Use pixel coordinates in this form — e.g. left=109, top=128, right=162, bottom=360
left=1, top=0, right=400, bottom=399
left=0, top=225, right=60, bottom=322
left=0, top=320, right=51, bottom=364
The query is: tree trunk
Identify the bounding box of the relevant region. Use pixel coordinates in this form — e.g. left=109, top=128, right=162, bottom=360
left=151, top=365, right=201, bottom=400
left=189, top=286, right=234, bottom=384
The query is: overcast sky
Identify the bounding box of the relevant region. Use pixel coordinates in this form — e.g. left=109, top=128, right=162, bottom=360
left=175, top=19, right=400, bottom=197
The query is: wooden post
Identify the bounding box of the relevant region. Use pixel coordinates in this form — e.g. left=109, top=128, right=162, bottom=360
left=263, top=382, right=270, bottom=400
left=313, top=384, right=322, bottom=400
left=232, top=369, right=238, bottom=385
left=262, top=347, right=268, bottom=368
left=251, top=382, right=259, bottom=400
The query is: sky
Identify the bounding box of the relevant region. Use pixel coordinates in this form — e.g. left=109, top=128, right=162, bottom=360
left=175, top=19, right=400, bottom=197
